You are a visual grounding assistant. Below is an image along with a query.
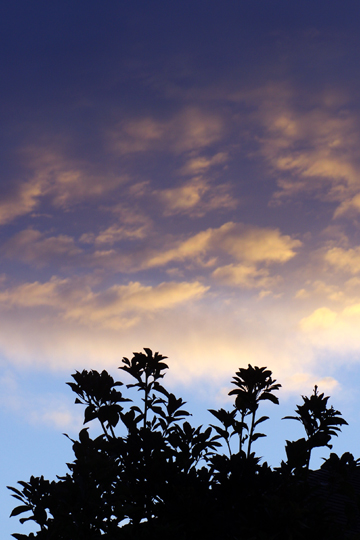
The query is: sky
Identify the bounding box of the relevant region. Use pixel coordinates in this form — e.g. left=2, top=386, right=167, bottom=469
left=3, top=0, right=360, bottom=535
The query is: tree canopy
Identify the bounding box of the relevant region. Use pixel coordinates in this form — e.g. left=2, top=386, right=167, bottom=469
left=8, top=348, right=360, bottom=539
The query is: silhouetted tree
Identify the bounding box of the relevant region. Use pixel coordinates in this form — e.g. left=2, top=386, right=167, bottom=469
left=8, top=349, right=359, bottom=539
left=283, top=385, right=348, bottom=471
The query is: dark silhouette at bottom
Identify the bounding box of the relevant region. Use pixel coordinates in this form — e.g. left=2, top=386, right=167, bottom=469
left=8, top=348, right=360, bottom=539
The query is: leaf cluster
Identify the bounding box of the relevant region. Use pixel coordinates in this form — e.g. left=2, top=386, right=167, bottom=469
left=283, top=385, right=349, bottom=471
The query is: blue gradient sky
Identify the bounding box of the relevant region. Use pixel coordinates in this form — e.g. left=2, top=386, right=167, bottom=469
left=3, top=1, right=360, bottom=536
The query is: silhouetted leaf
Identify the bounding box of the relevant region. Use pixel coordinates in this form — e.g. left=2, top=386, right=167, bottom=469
left=254, top=415, right=269, bottom=427
left=258, top=392, right=279, bottom=404
left=10, top=505, right=32, bottom=517
left=251, top=433, right=266, bottom=442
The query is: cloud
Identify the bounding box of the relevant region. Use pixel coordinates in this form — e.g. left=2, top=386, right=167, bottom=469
left=80, top=223, right=149, bottom=246
left=110, top=107, right=224, bottom=155
left=212, top=264, right=280, bottom=289
left=0, top=288, right=316, bottom=386
left=0, top=142, right=132, bottom=224
left=0, top=280, right=348, bottom=403
left=0, top=372, right=81, bottom=431
left=145, top=222, right=301, bottom=270
left=80, top=204, right=153, bottom=247
left=0, top=277, right=77, bottom=308
left=218, top=225, right=301, bottom=263
left=325, top=246, right=360, bottom=274
left=8, top=145, right=129, bottom=219
left=236, top=83, right=360, bottom=216
left=295, top=280, right=348, bottom=303
left=30, top=406, right=80, bottom=431
left=283, top=372, right=339, bottom=395
left=178, top=152, right=228, bottom=176
left=84, top=222, right=300, bottom=276
left=156, top=177, right=209, bottom=213
left=30, top=147, right=128, bottom=208
left=0, top=277, right=209, bottom=330
left=63, top=281, right=209, bottom=329
left=300, top=307, right=338, bottom=331
left=3, top=229, right=83, bottom=266
left=155, top=177, right=236, bottom=216
left=297, top=296, right=360, bottom=357
left=333, top=193, right=360, bottom=218
left=0, top=178, right=45, bottom=224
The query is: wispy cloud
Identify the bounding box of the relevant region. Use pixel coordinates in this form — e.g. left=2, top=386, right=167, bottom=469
left=26, top=146, right=129, bottom=208
left=3, top=229, right=83, bottom=266
left=212, top=264, right=280, bottom=289
left=0, top=286, right=331, bottom=394
left=0, top=277, right=209, bottom=330
left=0, top=371, right=81, bottom=431
left=109, top=107, right=224, bottom=155
left=178, top=152, right=228, bottom=175
left=233, top=83, right=360, bottom=217
left=144, top=222, right=301, bottom=270
left=1, top=145, right=129, bottom=225
left=154, top=177, right=236, bottom=216
left=325, top=246, right=360, bottom=274
left=0, top=178, right=45, bottom=224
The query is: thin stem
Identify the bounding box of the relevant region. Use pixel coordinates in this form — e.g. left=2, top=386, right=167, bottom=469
left=99, top=418, right=112, bottom=441
left=144, top=372, right=149, bottom=429
left=239, top=411, right=245, bottom=453
left=247, top=410, right=256, bottom=459
left=226, top=437, right=232, bottom=458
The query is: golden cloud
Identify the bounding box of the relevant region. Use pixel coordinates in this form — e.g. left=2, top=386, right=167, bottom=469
left=297, top=298, right=360, bottom=358
left=3, top=229, right=83, bottom=265
left=145, top=222, right=301, bottom=270
left=240, top=83, right=360, bottom=216
left=80, top=223, right=149, bottom=246
left=333, top=193, right=360, bottom=217
left=300, top=307, right=338, bottom=331
left=20, top=145, right=128, bottom=211
left=110, top=107, right=224, bottom=155
left=325, top=246, right=360, bottom=274
left=178, top=152, right=228, bottom=176
left=64, top=281, right=209, bottom=329
left=0, top=277, right=209, bottom=330
left=155, top=177, right=236, bottom=216
left=219, top=225, right=301, bottom=263
left=0, top=277, right=79, bottom=308
left=0, top=280, right=347, bottom=400
left=6, top=221, right=300, bottom=276
left=157, top=177, right=209, bottom=213
left=0, top=178, right=45, bottom=224
left=211, top=264, right=279, bottom=289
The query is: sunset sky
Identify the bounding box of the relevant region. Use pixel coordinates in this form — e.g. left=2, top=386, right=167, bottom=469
left=3, top=1, right=360, bottom=535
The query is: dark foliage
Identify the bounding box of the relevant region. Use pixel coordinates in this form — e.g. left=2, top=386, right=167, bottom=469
left=8, top=349, right=360, bottom=539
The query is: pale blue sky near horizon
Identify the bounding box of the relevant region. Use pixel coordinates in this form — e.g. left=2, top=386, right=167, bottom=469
left=2, top=1, right=360, bottom=536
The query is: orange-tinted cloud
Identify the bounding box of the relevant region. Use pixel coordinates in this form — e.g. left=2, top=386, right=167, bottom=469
left=325, top=246, right=360, bottom=274
left=145, top=222, right=301, bottom=269
left=0, top=277, right=209, bottom=330
left=3, top=229, right=83, bottom=266
left=212, top=264, right=280, bottom=289
left=0, top=178, right=45, bottom=224
left=109, top=107, right=224, bottom=155
left=234, top=83, right=360, bottom=217
left=154, top=177, right=236, bottom=216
